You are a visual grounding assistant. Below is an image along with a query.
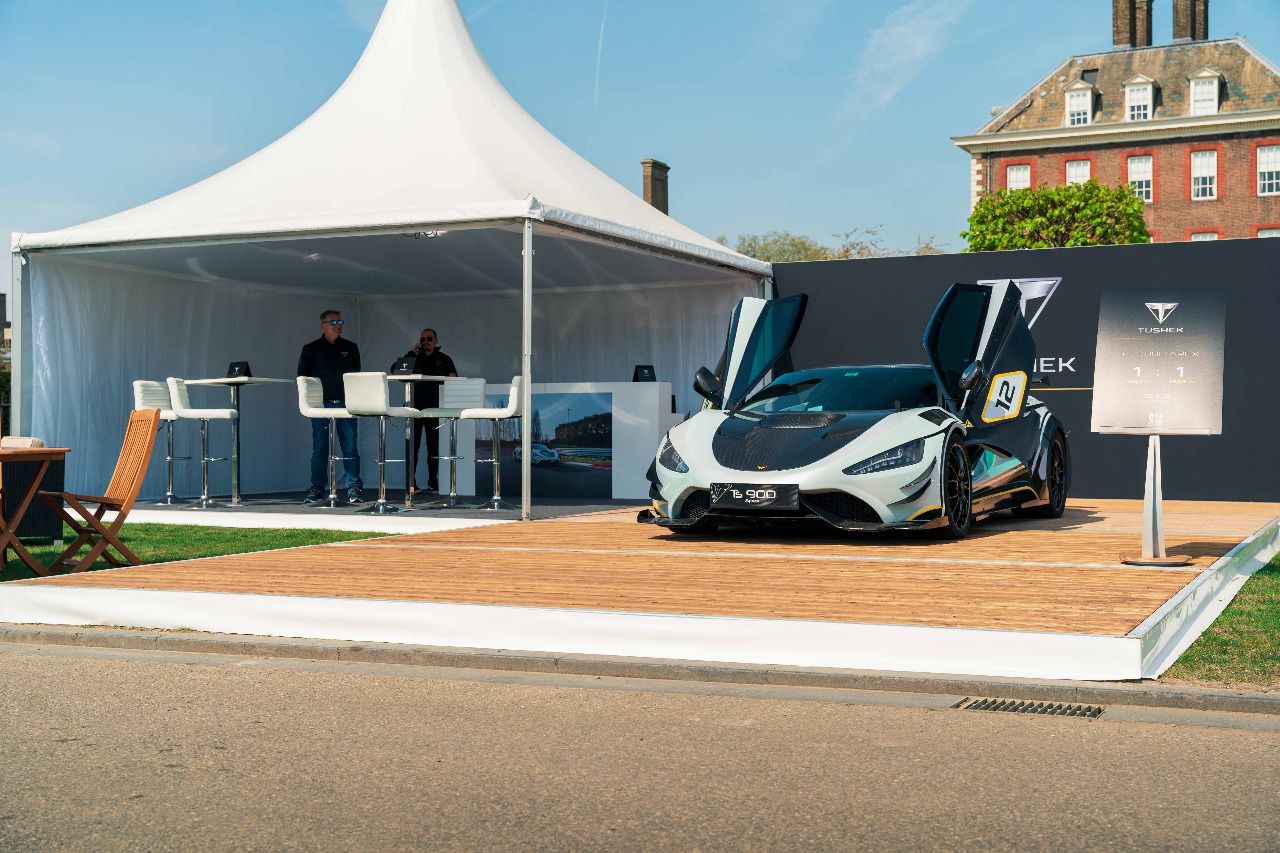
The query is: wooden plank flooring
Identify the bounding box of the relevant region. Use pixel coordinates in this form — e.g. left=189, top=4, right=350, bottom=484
left=17, top=500, right=1278, bottom=638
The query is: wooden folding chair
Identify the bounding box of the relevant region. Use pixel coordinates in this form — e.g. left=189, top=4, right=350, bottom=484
left=39, top=408, right=160, bottom=573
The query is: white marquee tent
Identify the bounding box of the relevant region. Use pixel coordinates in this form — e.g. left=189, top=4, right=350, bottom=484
left=10, top=0, right=769, bottom=517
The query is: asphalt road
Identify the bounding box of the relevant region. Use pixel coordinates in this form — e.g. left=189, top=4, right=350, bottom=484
left=2, top=644, right=1278, bottom=852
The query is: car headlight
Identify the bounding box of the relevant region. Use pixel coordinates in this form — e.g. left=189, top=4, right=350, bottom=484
left=658, top=434, right=689, bottom=474
left=843, top=438, right=925, bottom=475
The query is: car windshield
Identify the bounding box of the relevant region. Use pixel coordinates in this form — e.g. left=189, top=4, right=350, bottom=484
left=739, top=367, right=939, bottom=414
left=533, top=444, right=550, bottom=451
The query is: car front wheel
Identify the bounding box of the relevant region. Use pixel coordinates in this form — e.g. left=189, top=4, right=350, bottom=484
left=933, top=433, right=972, bottom=539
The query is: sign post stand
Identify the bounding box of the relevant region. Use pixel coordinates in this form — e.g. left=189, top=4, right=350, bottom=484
left=1126, top=434, right=1190, bottom=566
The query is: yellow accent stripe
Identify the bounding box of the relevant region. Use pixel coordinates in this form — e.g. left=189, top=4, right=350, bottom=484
left=977, top=485, right=1039, bottom=503
left=907, top=504, right=942, bottom=521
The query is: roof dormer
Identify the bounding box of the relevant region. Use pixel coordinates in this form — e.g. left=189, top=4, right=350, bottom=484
left=1123, top=73, right=1157, bottom=121
left=1188, top=66, right=1223, bottom=117
left=1063, top=78, right=1096, bottom=127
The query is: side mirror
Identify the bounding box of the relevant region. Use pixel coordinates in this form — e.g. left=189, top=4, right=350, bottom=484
left=693, top=367, right=722, bottom=402
left=959, top=361, right=985, bottom=392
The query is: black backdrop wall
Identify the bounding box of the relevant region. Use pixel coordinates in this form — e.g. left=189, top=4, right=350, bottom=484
left=773, top=239, right=1280, bottom=502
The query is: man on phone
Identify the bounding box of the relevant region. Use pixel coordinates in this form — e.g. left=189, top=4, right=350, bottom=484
left=298, top=309, right=363, bottom=504
left=404, top=328, right=457, bottom=493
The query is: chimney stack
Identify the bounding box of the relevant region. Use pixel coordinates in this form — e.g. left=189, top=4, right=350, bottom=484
left=1134, top=0, right=1152, bottom=47
left=642, top=159, right=669, bottom=215
left=1113, top=0, right=1135, bottom=48
left=1174, top=0, right=1209, bottom=42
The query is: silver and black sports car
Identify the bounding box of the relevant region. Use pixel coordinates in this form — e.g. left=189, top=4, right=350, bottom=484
left=645, top=280, right=1070, bottom=538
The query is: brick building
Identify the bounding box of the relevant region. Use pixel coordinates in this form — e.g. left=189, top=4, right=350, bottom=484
left=953, top=0, right=1280, bottom=242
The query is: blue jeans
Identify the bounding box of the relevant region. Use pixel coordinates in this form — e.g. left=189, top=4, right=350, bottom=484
left=311, top=403, right=362, bottom=490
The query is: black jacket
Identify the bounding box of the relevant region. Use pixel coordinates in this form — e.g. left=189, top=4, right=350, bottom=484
left=403, top=348, right=458, bottom=408
left=298, top=336, right=362, bottom=401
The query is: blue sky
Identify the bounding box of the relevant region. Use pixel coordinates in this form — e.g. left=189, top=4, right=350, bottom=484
left=2, top=0, right=1279, bottom=267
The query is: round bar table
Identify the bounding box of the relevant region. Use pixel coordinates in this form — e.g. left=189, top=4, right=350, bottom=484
left=185, top=377, right=291, bottom=506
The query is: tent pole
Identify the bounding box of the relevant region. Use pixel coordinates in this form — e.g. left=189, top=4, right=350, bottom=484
left=521, top=218, right=534, bottom=521
left=9, top=250, right=27, bottom=435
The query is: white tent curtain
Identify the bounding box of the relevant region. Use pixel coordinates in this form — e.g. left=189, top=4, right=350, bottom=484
left=29, top=253, right=753, bottom=497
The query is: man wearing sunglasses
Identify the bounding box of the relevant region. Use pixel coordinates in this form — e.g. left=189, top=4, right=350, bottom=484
left=298, top=309, right=364, bottom=504
left=404, top=328, right=457, bottom=493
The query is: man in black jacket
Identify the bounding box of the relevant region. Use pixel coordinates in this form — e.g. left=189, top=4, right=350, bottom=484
left=298, top=309, right=363, bottom=504
left=404, top=327, right=457, bottom=493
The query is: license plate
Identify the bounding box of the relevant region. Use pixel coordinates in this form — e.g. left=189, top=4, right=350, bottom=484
left=710, top=483, right=799, bottom=510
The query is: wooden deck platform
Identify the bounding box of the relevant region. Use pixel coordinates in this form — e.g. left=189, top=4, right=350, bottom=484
left=5, top=499, right=1278, bottom=681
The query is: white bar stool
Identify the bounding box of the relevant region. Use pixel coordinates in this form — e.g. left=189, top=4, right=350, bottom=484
left=297, top=377, right=355, bottom=510
left=419, top=377, right=486, bottom=509
left=459, top=376, right=523, bottom=511
left=166, top=377, right=237, bottom=509
left=133, top=379, right=189, bottom=505
left=343, top=372, right=422, bottom=514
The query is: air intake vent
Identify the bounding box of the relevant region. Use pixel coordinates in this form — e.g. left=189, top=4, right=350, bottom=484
left=762, top=412, right=844, bottom=429
left=954, top=697, right=1103, bottom=718
left=679, top=490, right=710, bottom=521
left=803, top=491, right=882, bottom=524
left=918, top=408, right=951, bottom=425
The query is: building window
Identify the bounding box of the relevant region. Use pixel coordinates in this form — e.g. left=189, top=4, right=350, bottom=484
left=1006, top=164, right=1031, bottom=190
left=1190, top=232, right=1219, bottom=241
left=1065, top=159, right=1091, bottom=185
left=1258, top=229, right=1280, bottom=238
left=1191, top=150, right=1217, bottom=200
left=1258, top=145, right=1280, bottom=196
left=1126, top=84, right=1152, bottom=121
left=1191, top=77, right=1219, bottom=117
left=1128, top=155, right=1153, bottom=203
left=1066, top=89, right=1091, bottom=126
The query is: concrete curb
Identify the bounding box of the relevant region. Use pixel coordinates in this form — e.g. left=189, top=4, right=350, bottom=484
left=2, top=622, right=1276, bottom=715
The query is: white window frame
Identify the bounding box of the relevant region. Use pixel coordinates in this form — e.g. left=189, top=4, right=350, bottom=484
left=1258, top=229, right=1280, bottom=238
left=1006, top=164, right=1031, bottom=191
left=1258, top=145, right=1280, bottom=196
left=1066, top=89, right=1092, bottom=126
left=1191, top=150, right=1217, bottom=200
left=1190, top=232, right=1219, bottom=241
left=1191, top=77, right=1219, bottom=117
left=1126, top=84, right=1152, bottom=121
left=1065, top=159, right=1091, bottom=185
left=1128, top=155, right=1153, bottom=203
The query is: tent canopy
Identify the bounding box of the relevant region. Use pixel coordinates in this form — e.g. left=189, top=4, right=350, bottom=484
left=14, top=0, right=769, bottom=279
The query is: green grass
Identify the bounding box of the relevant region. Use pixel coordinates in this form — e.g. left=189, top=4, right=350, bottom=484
left=1165, top=552, right=1280, bottom=688
left=1, top=523, right=382, bottom=583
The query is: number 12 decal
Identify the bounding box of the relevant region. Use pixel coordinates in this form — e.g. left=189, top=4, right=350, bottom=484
left=980, top=371, right=1029, bottom=423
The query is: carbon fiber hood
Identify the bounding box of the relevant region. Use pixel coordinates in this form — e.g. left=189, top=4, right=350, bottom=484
left=711, top=410, right=892, bottom=472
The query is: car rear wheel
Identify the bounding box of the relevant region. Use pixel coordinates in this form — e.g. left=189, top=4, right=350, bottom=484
left=1013, top=432, right=1068, bottom=519
left=932, top=433, right=972, bottom=539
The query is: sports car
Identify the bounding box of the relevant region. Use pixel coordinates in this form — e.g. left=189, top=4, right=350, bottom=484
left=514, top=443, right=561, bottom=465
left=645, top=281, right=1070, bottom=538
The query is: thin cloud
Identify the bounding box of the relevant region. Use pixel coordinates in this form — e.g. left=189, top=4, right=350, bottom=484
left=586, top=0, right=609, bottom=152
left=466, top=0, right=505, bottom=23
left=797, top=0, right=973, bottom=176
left=845, top=0, right=974, bottom=116
left=2, top=130, right=60, bottom=159
left=339, top=0, right=384, bottom=32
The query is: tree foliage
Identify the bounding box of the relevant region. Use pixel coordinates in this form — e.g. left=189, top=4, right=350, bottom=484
left=962, top=180, right=1149, bottom=252
left=724, top=228, right=946, bottom=262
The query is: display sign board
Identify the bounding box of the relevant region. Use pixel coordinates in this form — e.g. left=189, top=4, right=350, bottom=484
left=1090, top=289, right=1225, bottom=435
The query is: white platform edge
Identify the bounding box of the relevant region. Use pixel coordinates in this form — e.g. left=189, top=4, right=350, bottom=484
left=1133, top=514, right=1280, bottom=678
left=0, top=585, right=1142, bottom=681
left=128, top=508, right=510, bottom=535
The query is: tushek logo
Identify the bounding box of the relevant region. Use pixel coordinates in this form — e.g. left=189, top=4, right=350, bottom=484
left=978, top=276, right=1076, bottom=372
left=1145, top=302, right=1179, bottom=324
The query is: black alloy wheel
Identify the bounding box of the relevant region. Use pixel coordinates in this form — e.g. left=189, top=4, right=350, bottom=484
left=1015, top=433, right=1068, bottom=519
left=934, top=434, right=972, bottom=539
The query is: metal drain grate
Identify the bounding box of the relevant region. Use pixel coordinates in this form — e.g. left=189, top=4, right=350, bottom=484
left=954, top=697, right=1104, bottom=718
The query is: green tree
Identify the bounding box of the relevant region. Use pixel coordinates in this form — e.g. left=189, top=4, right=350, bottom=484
left=962, top=180, right=1150, bottom=251
left=727, top=228, right=947, bottom=262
